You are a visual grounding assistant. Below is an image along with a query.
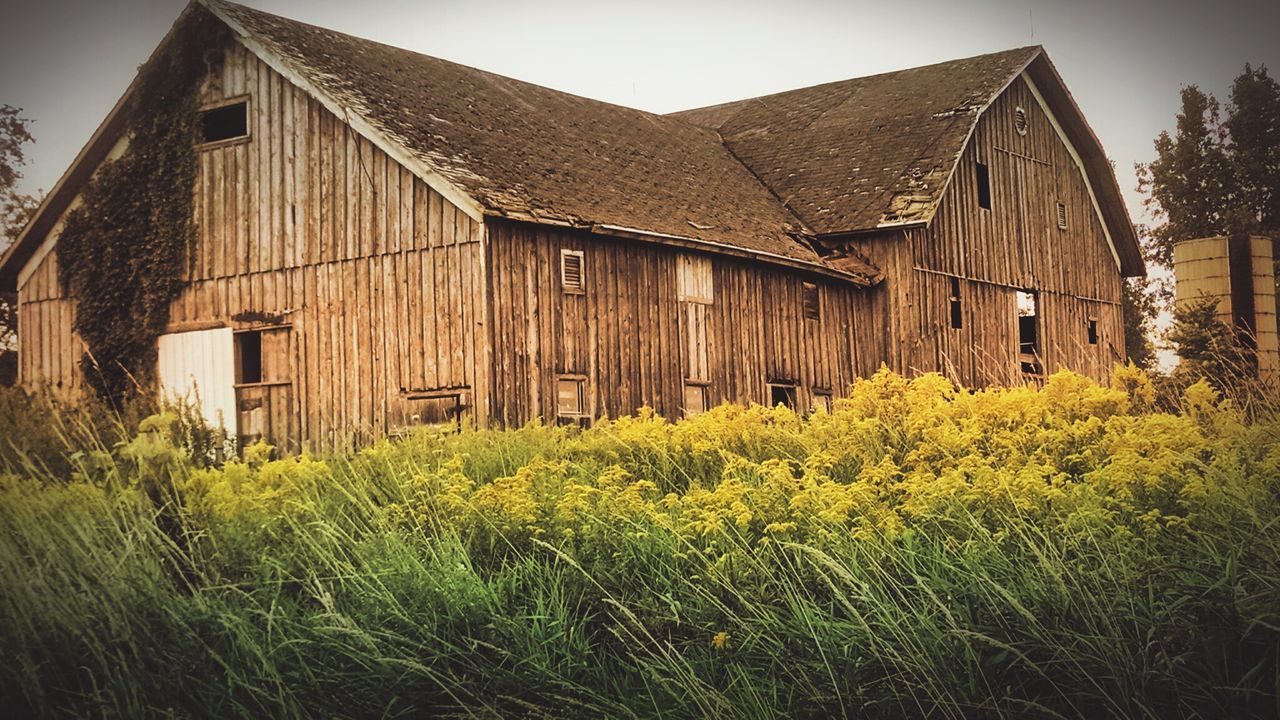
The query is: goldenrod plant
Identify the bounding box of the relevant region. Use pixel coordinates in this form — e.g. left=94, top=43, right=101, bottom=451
left=1, top=367, right=1278, bottom=718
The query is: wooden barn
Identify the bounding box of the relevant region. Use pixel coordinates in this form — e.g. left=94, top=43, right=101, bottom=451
left=0, top=0, right=1145, bottom=451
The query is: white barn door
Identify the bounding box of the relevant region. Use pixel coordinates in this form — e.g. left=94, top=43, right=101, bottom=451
left=156, top=328, right=237, bottom=437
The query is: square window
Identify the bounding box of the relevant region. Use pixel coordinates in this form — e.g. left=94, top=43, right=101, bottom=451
left=811, top=391, right=832, bottom=414
left=557, top=376, right=586, bottom=416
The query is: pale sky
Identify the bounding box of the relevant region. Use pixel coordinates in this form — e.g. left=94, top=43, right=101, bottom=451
left=2, top=0, right=1277, bottom=223
left=1, top=0, right=1277, bottom=369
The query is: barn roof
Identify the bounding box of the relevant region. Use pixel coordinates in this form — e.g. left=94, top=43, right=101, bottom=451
left=0, top=1, right=1144, bottom=292
left=671, top=47, right=1145, bottom=276
left=208, top=1, right=847, bottom=271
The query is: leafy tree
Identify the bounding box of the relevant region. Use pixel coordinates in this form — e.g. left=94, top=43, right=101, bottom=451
left=0, top=105, right=38, bottom=386
left=1135, top=64, right=1280, bottom=371
left=1120, top=276, right=1158, bottom=369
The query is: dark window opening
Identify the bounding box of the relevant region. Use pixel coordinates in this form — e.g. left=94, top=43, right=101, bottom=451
left=1088, top=318, right=1099, bottom=345
left=802, top=282, right=820, bottom=320
left=948, top=276, right=963, bottom=330
left=200, top=101, right=248, bottom=144
left=236, top=330, right=262, bottom=384
left=1017, top=290, right=1041, bottom=375
left=976, top=162, right=992, bottom=210
left=769, top=383, right=797, bottom=409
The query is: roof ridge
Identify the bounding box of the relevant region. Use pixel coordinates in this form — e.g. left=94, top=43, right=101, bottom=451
left=669, top=45, right=1042, bottom=125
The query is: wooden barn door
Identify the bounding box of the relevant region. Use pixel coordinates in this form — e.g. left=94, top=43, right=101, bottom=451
left=233, top=326, right=295, bottom=453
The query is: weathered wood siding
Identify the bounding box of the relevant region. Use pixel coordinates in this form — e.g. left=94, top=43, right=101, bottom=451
left=485, top=220, right=883, bottom=425
left=835, top=74, right=1126, bottom=386
left=16, top=248, right=85, bottom=396
left=163, top=40, right=489, bottom=449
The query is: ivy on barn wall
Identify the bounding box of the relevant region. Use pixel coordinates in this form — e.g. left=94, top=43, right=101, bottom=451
left=58, top=11, right=230, bottom=402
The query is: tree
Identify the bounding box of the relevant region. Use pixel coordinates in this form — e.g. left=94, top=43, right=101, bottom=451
left=1134, top=64, right=1280, bottom=371
left=1121, top=276, right=1158, bottom=369
left=0, top=105, right=38, bottom=386
left=1167, top=297, right=1254, bottom=392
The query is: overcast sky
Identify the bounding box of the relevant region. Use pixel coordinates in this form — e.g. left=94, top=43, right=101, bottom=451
left=2, top=0, right=1277, bottom=227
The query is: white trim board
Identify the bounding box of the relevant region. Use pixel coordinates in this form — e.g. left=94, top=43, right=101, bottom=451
left=1021, top=71, right=1122, bottom=272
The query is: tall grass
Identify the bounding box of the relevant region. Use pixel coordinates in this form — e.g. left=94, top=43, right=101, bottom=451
left=1, top=369, right=1278, bottom=718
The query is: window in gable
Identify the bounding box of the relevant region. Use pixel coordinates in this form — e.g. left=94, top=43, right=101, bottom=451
left=199, top=99, right=249, bottom=145
left=560, top=249, right=585, bottom=293
left=976, top=162, right=992, bottom=210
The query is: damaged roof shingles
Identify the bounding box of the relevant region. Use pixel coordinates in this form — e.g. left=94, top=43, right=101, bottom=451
left=671, top=48, right=1038, bottom=233
left=215, top=3, right=1035, bottom=279
left=218, top=3, right=824, bottom=266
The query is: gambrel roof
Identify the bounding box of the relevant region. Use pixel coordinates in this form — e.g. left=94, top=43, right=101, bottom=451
left=0, top=0, right=1143, bottom=292
left=672, top=47, right=1145, bottom=276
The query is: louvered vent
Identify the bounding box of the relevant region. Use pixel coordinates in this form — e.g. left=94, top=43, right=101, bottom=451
left=1056, top=202, right=1068, bottom=230
left=561, top=250, right=584, bottom=292
left=1014, top=107, right=1029, bottom=135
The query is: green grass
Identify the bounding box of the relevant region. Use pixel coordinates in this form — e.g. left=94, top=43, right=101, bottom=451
left=1, top=370, right=1279, bottom=719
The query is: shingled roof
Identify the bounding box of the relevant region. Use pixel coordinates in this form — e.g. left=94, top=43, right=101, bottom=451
left=209, top=1, right=841, bottom=269
left=671, top=47, right=1144, bottom=276
left=1, top=1, right=1144, bottom=291
left=670, top=48, right=1038, bottom=234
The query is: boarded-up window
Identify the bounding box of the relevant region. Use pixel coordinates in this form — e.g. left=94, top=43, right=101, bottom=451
left=976, top=162, right=992, bottom=210
left=683, top=383, right=708, bottom=418
left=677, top=254, right=714, bottom=304
left=561, top=250, right=585, bottom=293
left=1056, top=202, right=1068, bottom=230
left=802, top=282, right=820, bottom=320
left=811, top=390, right=832, bottom=414
left=199, top=99, right=248, bottom=144
left=949, top=277, right=962, bottom=330
left=557, top=376, right=586, bottom=416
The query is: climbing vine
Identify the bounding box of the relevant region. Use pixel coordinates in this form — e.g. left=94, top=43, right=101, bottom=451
left=58, top=12, right=229, bottom=402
